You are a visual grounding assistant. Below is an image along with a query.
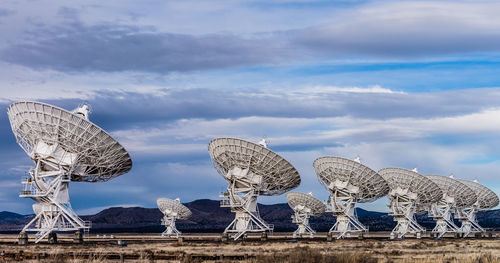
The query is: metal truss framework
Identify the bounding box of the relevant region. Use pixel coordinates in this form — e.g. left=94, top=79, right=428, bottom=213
left=455, top=206, right=484, bottom=237
left=220, top=167, right=274, bottom=240
left=291, top=211, right=315, bottom=238
left=328, top=185, right=367, bottom=239
left=20, top=159, right=91, bottom=243
left=429, top=194, right=460, bottom=238
left=387, top=188, right=424, bottom=239
left=8, top=102, right=132, bottom=243
left=161, top=216, right=181, bottom=238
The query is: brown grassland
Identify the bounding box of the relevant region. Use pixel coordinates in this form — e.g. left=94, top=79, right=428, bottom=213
left=0, top=233, right=499, bottom=262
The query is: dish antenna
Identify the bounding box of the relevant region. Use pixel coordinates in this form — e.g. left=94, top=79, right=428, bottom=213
left=314, top=157, right=389, bottom=239
left=208, top=137, right=300, bottom=240
left=456, top=179, right=499, bottom=237
left=7, top=101, right=132, bottom=243
left=157, top=198, right=192, bottom=238
left=286, top=192, right=326, bottom=238
left=379, top=168, right=442, bottom=239
left=426, top=175, right=477, bottom=238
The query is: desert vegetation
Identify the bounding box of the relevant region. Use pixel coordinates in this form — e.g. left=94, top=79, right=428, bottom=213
left=1, top=234, right=500, bottom=262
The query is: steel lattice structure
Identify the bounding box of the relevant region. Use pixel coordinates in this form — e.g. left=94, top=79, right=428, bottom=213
left=157, top=198, right=192, bottom=238
left=314, top=157, right=389, bottom=239
left=379, top=168, right=442, bottom=239
left=208, top=138, right=300, bottom=240
left=286, top=192, right=326, bottom=238
left=456, top=179, right=499, bottom=237
left=8, top=101, right=132, bottom=243
left=426, top=175, right=477, bottom=238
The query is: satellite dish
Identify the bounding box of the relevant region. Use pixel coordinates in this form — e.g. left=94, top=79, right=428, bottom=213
left=8, top=101, right=132, bottom=243
left=379, top=168, right=442, bottom=239
left=208, top=137, right=300, bottom=240
left=456, top=179, right=499, bottom=237
left=286, top=192, right=326, bottom=238
left=157, top=198, right=192, bottom=238
left=314, top=156, right=389, bottom=239
left=426, top=175, right=477, bottom=238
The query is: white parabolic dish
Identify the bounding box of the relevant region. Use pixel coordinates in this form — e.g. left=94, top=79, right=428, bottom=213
left=286, top=192, right=326, bottom=216
left=157, top=198, right=192, bottom=219
left=379, top=168, right=442, bottom=206
left=458, top=179, right=499, bottom=209
left=314, top=156, right=389, bottom=202
left=426, top=175, right=477, bottom=208
left=208, top=137, right=301, bottom=195
left=8, top=101, right=132, bottom=182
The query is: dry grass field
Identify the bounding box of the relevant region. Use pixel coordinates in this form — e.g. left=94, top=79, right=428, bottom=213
left=0, top=233, right=499, bottom=262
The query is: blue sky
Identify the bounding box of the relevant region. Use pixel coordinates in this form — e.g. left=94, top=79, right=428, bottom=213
left=1, top=0, right=500, bottom=214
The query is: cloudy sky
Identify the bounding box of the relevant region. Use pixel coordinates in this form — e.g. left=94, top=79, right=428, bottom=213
left=1, top=0, right=500, bottom=214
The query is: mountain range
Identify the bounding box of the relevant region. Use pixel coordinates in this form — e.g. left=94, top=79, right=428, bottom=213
left=1, top=199, right=499, bottom=233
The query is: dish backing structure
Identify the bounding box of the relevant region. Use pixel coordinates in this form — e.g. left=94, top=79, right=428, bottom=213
left=157, top=198, right=192, bottom=238
left=426, top=175, right=477, bottom=238
left=313, top=157, right=389, bottom=239
left=208, top=138, right=300, bottom=240
left=7, top=101, right=132, bottom=243
left=286, top=192, right=326, bottom=238
left=379, top=168, right=442, bottom=239
left=456, top=179, right=499, bottom=237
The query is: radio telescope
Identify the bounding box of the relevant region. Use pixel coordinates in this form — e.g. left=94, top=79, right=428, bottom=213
left=208, top=138, right=300, bottom=240
left=379, top=168, right=442, bottom=239
left=426, top=175, right=477, bottom=238
left=456, top=179, right=499, bottom=237
left=286, top=192, right=326, bottom=238
left=313, top=157, right=389, bottom=239
left=157, top=198, right=192, bottom=238
left=8, top=101, right=132, bottom=243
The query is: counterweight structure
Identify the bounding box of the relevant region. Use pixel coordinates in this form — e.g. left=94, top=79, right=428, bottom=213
left=379, top=168, right=442, bottom=239
left=314, top=157, right=389, bottom=239
left=426, top=175, right=477, bottom=238
left=157, top=198, right=192, bottom=238
left=286, top=192, right=326, bottom=238
left=8, top=102, right=132, bottom=243
left=208, top=138, right=300, bottom=240
left=456, top=179, right=499, bottom=237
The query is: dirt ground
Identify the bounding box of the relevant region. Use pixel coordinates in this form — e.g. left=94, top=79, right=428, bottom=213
left=0, top=233, right=499, bottom=262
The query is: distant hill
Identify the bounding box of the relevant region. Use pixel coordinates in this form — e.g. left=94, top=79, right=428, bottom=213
left=0, top=211, right=27, bottom=225
left=1, top=199, right=499, bottom=233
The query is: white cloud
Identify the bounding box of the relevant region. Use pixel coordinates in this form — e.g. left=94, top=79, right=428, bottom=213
left=298, top=1, right=500, bottom=56
left=0, top=62, right=174, bottom=101
left=113, top=107, right=500, bottom=150
left=298, top=85, right=404, bottom=94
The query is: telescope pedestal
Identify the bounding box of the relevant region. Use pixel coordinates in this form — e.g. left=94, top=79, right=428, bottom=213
left=20, top=160, right=90, bottom=243
left=430, top=197, right=460, bottom=239
left=388, top=190, right=424, bottom=239
left=456, top=207, right=484, bottom=237
left=161, top=216, right=181, bottom=238
left=221, top=167, right=273, bottom=240
left=328, top=187, right=366, bottom=239
left=292, top=212, right=315, bottom=238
